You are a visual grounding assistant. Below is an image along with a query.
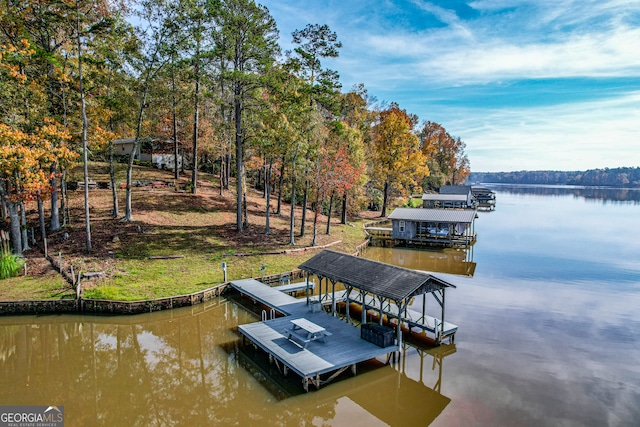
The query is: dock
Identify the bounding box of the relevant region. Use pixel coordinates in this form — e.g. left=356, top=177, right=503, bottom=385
left=230, top=250, right=458, bottom=392
left=230, top=278, right=398, bottom=391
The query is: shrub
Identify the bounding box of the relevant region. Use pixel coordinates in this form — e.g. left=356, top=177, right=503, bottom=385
left=0, top=250, right=24, bottom=280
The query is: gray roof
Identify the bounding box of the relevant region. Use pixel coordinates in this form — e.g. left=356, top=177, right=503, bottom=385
left=439, top=185, right=472, bottom=195
left=388, top=208, right=476, bottom=223
left=298, top=250, right=455, bottom=301
left=113, top=137, right=153, bottom=144
left=422, top=193, right=468, bottom=201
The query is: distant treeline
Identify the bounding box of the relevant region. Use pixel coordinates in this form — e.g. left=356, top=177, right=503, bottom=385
left=468, top=167, right=640, bottom=187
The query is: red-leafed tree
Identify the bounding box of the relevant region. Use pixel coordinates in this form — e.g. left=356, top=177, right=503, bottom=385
left=310, top=120, right=364, bottom=245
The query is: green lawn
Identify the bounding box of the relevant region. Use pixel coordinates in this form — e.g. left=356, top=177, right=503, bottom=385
left=1, top=161, right=373, bottom=302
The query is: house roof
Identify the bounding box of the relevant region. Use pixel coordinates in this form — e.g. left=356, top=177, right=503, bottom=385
left=388, top=208, right=477, bottom=223
left=113, top=137, right=154, bottom=145
left=422, top=194, right=468, bottom=201
left=439, top=185, right=472, bottom=195
left=298, top=250, right=455, bottom=301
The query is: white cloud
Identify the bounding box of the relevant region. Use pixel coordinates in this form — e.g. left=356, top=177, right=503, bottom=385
left=261, top=0, right=640, bottom=171
left=451, top=91, right=640, bottom=171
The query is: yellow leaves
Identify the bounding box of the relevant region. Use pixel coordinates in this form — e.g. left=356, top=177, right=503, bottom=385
left=0, top=39, right=35, bottom=85
left=0, top=119, right=75, bottom=201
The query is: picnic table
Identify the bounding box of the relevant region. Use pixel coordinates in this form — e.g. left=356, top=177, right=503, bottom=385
left=285, top=318, right=332, bottom=349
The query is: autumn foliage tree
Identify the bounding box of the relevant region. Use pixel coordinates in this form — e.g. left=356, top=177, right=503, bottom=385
left=0, top=37, right=77, bottom=255
left=371, top=103, right=428, bottom=216
left=420, top=120, right=470, bottom=189
left=0, top=122, right=75, bottom=255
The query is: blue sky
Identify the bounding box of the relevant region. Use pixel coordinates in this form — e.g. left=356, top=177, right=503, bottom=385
left=259, top=0, right=640, bottom=172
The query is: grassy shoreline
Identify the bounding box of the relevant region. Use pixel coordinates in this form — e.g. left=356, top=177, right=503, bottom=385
left=0, top=162, right=375, bottom=302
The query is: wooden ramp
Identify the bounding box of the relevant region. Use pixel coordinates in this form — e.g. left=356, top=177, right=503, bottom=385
left=229, top=278, right=307, bottom=316
left=230, top=279, right=399, bottom=391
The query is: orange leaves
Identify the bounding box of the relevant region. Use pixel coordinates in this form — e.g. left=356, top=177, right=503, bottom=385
left=0, top=120, right=74, bottom=201
left=0, top=39, right=35, bottom=84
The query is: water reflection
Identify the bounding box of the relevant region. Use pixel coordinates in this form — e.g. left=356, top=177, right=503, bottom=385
left=0, top=299, right=455, bottom=427
left=363, top=245, right=476, bottom=277
left=487, top=184, right=640, bottom=204
left=3, top=187, right=640, bottom=426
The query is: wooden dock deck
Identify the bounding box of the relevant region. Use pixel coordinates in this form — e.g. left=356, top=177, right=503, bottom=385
left=230, top=279, right=399, bottom=391
left=229, top=278, right=306, bottom=316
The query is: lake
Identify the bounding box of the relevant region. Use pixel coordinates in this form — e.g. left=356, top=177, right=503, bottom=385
left=1, top=185, right=639, bottom=426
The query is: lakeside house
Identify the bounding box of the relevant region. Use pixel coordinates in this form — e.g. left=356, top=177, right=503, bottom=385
left=113, top=138, right=183, bottom=170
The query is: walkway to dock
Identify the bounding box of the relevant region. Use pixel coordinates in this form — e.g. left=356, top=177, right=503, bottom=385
left=230, top=278, right=399, bottom=391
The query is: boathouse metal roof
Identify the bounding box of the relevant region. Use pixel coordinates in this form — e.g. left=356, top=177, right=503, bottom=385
left=421, top=194, right=468, bottom=201
left=388, top=208, right=477, bottom=223
left=439, top=185, right=472, bottom=195
left=298, top=250, right=455, bottom=302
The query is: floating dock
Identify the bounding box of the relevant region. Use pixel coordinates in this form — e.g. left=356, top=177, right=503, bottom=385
left=230, top=278, right=399, bottom=391
left=230, top=250, right=459, bottom=392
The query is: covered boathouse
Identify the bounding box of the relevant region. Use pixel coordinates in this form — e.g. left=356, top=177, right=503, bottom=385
left=422, top=193, right=472, bottom=209
left=387, top=207, right=477, bottom=246
left=234, top=250, right=457, bottom=391
left=299, top=250, right=457, bottom=347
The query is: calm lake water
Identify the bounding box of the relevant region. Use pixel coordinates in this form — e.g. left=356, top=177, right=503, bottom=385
left=1, top=185, right=639, bottom=426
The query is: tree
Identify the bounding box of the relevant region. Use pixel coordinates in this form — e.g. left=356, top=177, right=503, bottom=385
left=0, top=121, right=75, bottom=255
left=371, top=103, right=428, bottom=216
left=419, top=120, right=470, bottom=187
left=290, top=23, right=342, bottom=239
left=0, top=0, right=76, bottom=232
left=309, top=120, right=364, bottom=244
left=215, top=0, right=279, bottom=232
left=0, top=31, right=76, bottom=254
left=123, top=0, right=179, bottom=221
left=258, top=64, right=306, bottom=235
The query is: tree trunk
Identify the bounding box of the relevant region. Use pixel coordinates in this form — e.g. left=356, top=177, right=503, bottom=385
left=300, top=177, right=309, bottom=237
left=37, top=194, right=46, bottom=241
left=312, top=192, right=320, bottom=247
left=7, top=201, right=22, bottom=256
left=20, top=201, right=30, bottom=251
left=224, top=153, right=230, bottom=190
left=109, top=142, right=119, bottom=218
left=381, top=180, right=389, bottom=217
left=191, top=35, right=201, bottom=195
left=276, top=159, right=285, bottom=215
left=76, top=1, right=92, bottom=252
left=49, top=162, right=60, bottom=231
left=0, top=191, right=7, bottom=220
left=242, top=169, right=248, bottom=228
left=265, top=159, right=272, bottom=234
left=172, top=58, right=180, bottom=181
left=124, top=89, right=148, bottom=222
left=219, top=156, right=224, bottom=196
left=289, top=143, right=300, bottom=246
left=235, top=84, right=243, bottom=232
left=341, top=190, right=348, bottom=224
left=60, top=170, right=68, bottom=226
left=326, top=190, right=334, bottom=235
